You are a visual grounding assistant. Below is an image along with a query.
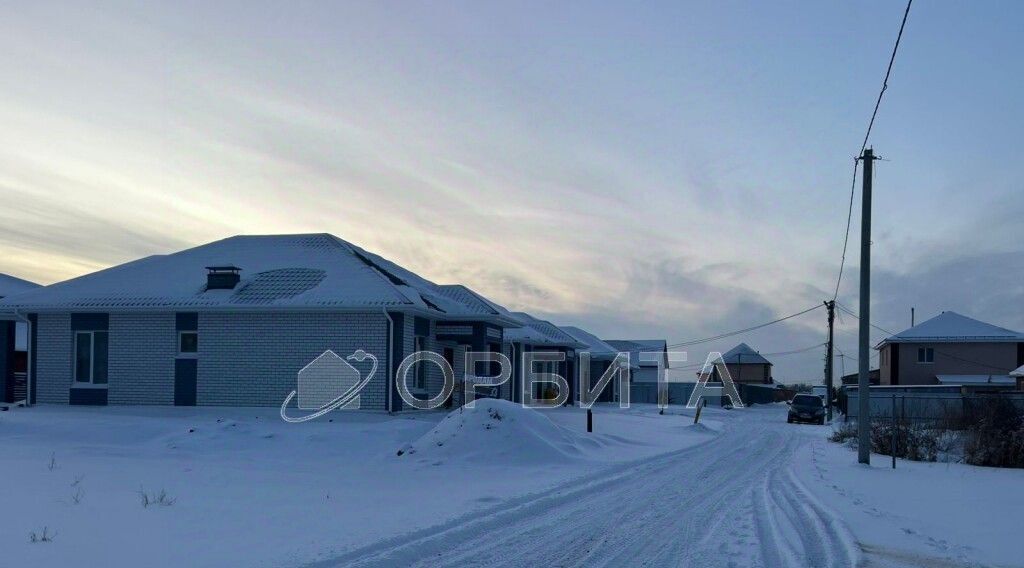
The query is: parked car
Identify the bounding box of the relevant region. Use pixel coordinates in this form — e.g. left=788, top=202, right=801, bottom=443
left=787, top=394, right=825, bottom=424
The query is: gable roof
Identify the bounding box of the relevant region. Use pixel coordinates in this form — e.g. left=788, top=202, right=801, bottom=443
left=0, top=234, right=518, bottom=325
left=505, top=312, right=586, bottom=348
left=606, top=339, right=668, bottom=368
left=560, top=326, right=639, bottom=368
left=1011, top=365, right=1024, bottom=378
left=0, top=274, right=41, bottom=299
left=878, top=311, right=1024, bottom=345
left=720, top=343, right=772, bottom=365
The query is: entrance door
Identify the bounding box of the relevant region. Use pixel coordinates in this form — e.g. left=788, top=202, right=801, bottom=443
left=174, top=359, right=197, bottom=406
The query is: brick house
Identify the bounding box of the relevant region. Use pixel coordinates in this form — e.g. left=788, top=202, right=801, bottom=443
left=0, top=273, right=41, bottom=403
left=503, top=312, right=586, bottom=403
left=696, top=343, right=773, bottom=384
left=0, top=234, right=520, bottom=409
left=877, top=311, right=1024, bottom=386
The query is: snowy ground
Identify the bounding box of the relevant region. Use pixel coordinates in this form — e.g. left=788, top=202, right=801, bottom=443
left=2, top=402, right=1021, bottom=567
left=0, top=402, right=719, bottom=568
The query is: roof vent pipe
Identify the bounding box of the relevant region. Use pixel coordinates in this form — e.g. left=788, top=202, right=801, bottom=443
left=206, top=266, right=241, bottom=290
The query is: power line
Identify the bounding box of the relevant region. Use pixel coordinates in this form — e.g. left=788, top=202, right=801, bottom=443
left=670, top=342, right=828, bottom=373
left=831, top=0, right=914, bottom=302
left=666, top=304, right=823, bottom=349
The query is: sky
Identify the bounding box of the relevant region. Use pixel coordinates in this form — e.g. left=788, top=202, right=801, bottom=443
left=1, top=1, right=1022, bottom=382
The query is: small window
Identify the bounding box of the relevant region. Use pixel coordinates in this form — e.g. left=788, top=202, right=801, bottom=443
left=917, top=347, right=934, bottom=363
left=74, top=331, right=109, bottom=385
left=179, top=331, right=198, bottom=354
left=413, top=336, right=426, bottom=390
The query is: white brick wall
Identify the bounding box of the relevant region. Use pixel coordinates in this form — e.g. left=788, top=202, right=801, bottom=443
left=35, top=313, right=71, bottom=404
left=198, top=311, right=389, bottom=408
left=109, top=313, right=176, bottom=405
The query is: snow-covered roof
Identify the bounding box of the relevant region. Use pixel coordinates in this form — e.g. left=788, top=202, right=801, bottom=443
left=504, top=313, right=586, bottom=348
left=559, top=326, right=639, bottom=368
left=1012, top=365, right=1024, bottom=378
left=0, top=234, right=518, bottom=325
left=935, top=375, right=1016, bottom=386
left=720, top=343, right=772, bottom=365
left=606, top=340, right=668, bottom=368
left=0, top=273, right=40, bottom=299
left=879, top=311, right=1024, bottom=346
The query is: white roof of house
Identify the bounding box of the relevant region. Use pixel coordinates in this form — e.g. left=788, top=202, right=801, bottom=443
left=605, top=340, right=668, bottom=368
left=879, top=311, right=1024, bottom=345
left=1010, top=365, right=1024, bottom=378
left=0, top=274, right=40, bottom=298
left=559, top=326, right=639, bottom=368
left=504, top=313, right=586, bottom=348
left=935, top=375, right=1016, bottom=386
left=720, top=343, right=772, bottom=365
left=0, top=234, right=519, bottom=325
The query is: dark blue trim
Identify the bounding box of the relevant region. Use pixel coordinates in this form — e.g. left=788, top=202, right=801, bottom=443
left=414, top=316, right=430, bottom=337
left=176, top=313, right=199, bottom=331
left=70, top=388, right=107, bottom=406
left=71, top=313, right=108, bottom=331
left=28, top=314, right=37, bottom=404
left=174, top=359, right=198, bottom=406
left=0, top=322, right=12, bottom=403
left=388, top=312, right=405, bottom=412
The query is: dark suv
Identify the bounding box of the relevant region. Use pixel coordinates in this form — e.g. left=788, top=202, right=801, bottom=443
left=787, top=394, right=826, bottom=424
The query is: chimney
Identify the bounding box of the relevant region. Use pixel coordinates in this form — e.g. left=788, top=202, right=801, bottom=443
left=206, top=266, right=241, bottom=290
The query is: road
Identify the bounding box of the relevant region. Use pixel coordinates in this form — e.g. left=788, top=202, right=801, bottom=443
left=306, top=406, right=861, bottom=568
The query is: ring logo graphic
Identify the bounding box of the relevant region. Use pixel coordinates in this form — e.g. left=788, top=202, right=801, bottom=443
left=280, top=349, right=378, bottom=423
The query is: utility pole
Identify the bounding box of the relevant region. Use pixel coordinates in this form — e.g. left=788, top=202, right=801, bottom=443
left=857, top=147, right=876, bottom=465
left=824, top=300, right=836, bottom=422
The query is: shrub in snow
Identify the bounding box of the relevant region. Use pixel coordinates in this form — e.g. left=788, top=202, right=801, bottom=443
left=828, top=423, right=858, bottom=446
left=139, top=487, right=176, bottom=508
left=29, top=527, right=55, bottom=543
left=963, top=398, right=1024, bottom=468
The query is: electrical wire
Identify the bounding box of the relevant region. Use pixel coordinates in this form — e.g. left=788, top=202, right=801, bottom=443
left=666, top=304, right=823, bottom=349
left=831, top=0, right=914, bottom=301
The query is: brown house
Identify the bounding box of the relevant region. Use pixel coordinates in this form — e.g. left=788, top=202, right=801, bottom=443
left=697, top=343, right=773, bottom=384
left=877, top=311, right=1024, bottom=386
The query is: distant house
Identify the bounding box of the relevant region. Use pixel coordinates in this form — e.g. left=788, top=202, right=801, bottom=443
left=1013, top=365, right=1024, bottom=391
left=605, top=340, right=668, bottom=383
left=840, top=369, right=880, bottom=386
left=504, top=313, right=586, bottom=403
left=560, top=326, right=637, bottom=402
left=697, top=343, right=773, bottom=384
left=876, top=311, right=1024, bottom=386
left=0, top=274, right=41, bottom=403
left=0, top=234, right=521, bottom=409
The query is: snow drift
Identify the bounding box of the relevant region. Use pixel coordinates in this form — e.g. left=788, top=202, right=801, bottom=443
left=398, top=399, right=601, bottom=464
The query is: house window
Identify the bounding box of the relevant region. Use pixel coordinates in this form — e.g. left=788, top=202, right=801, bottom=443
left=178, top=331, right=198, bottom=354
left=413, top=336, right=427, bottom=390
left=917, top=347, right=934, bottom=364
left=74, top=331, right=109, bottom=384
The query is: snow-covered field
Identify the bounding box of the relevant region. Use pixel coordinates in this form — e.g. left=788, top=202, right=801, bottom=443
left=2, top=402, right=1021, bottom=567
left=0, top=401, right=719, bottom=568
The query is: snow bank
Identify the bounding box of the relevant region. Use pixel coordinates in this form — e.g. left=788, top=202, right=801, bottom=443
left=398, top=399, right=602, bottom=464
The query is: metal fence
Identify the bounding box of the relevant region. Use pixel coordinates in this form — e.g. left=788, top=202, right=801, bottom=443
left=629, top=382, right=778, bottom=406
left=844, top=388, right=1024, bottom=425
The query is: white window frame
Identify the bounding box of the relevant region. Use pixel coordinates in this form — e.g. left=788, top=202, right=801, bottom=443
left=74, top=330, right=108, bottom=386
left=917, top=347, right=935, bottom=364
left=178, top=331, right=198, bottom=356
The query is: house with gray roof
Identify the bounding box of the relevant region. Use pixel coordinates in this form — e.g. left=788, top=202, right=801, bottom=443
left=0, top=274, right=40, bottom=403
left=503, top=313, right=586, bottom=403
left=0, top=234, right=520, bottom=409
left=697, top=343, right=773, bottom=384
left=560, top=326, right=637, bottom=403
left=876, top=311, right=1024, bottom=386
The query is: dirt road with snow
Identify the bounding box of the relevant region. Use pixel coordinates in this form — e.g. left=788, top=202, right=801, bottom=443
left=308, top=406, right=862, bottom=568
